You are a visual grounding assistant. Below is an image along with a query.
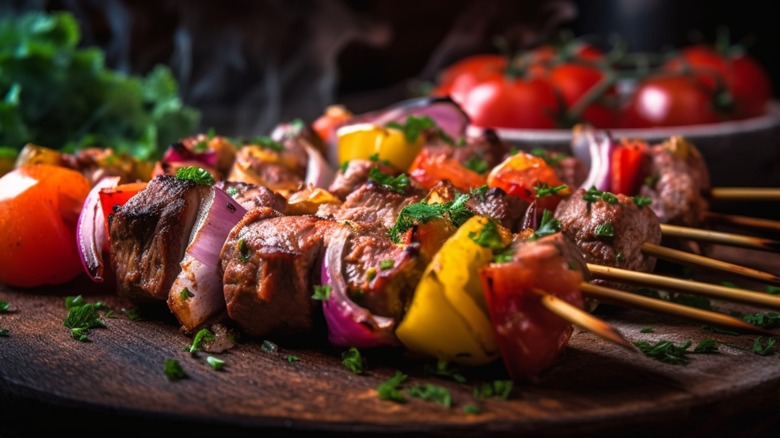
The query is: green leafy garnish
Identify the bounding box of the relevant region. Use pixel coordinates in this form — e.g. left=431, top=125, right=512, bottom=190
left=534, top=183, right=568, bottom=198
left=766, top=286, right=780, bottom=295
left=180, top=287, right=194, bottom=301
left=187, top=328, right=215, bottom=354
left=237, top=238, right=251, bottom=262
left=175, top=166, right=215, bottom=185
left=0, top=329, right=9, bottom=337
left=632, top=196, right=652, bottom=207
left=470, top=184, right=489, bottom=200
left=225, top=186, right=239, bottom=197
left=379, top=260, right=395, bottom=270
left=667, top=293, right=712, bottom=310
left=247, top=135, right=284, bottom=152
left=377, top=371, right=408, bottom=403
left=469, top=220, right=505, bottom=250
left=385, top=115, right=452, bottom=145
left=368, top=167, right=410, bottom=194
left=63, top=296, right=107, bottom=342
left=634, top=340, right=692, bottom=365
left=388, top=193, right=473, bottom=243
left=615, top=252, right=624, bottom=262
left=407, top=384, right=452, bottom=408
left=287, top=355, right=300, bottom=363
left=640, top=327, right=654, bottom=333
left=529, top=147, right=564, bottom=166
left=261, top=340, right=278, bottom=353
left=339, top=161, right=350, bottom=173
left=164, top=358, right=188, bottom=381
left=473, top=380, right=513, bottom=399
left=493, top=246, right=515, bottom=263
left=206, top=356, right=225, bottom=371
left=423, top=359, right=467, bottom=383
left=312, top=284, right=333, bottom=301
left=0, top=300, right=10, bottom=313
left=752, top=337, right=776, bottom=356
left=463, top=404, right=483, bottom=414
left=582, top=186, right=619, bottom=204
left=530, top=209, right=561, bottom=241
left=644, top=173, right=660, bottom=188
left=593, top=222, right=615, bottom=238
left=694, top=338, right=719, bottom=353
left=464, top=156, right=489, bottom=174
left=341, top=347, right=364, bottom=374
left=741, top=312, right=780, bottom=329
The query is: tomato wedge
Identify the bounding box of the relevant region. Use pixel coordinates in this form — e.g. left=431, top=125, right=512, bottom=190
left=408, top=148, right=487, bottom=192
left=487, top=151, right=569, bottom=208
left=610, top=140, right=649, bottom=195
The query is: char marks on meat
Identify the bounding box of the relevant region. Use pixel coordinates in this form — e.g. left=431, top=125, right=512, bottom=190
left=318, top=181, right=422, bottom=229
left=220, top=210, right=331, bottom=338
left=110, top=175, right=210, bottom=302
left=328, top=159, right=401, bottom=201
left=555, top=188, right=661, bottom=290
left=215, top=180, right=288, bottom=213
left=425, top=180, right=528, bottom=232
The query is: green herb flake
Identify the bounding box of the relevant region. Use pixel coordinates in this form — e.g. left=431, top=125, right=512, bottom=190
left=379, top=259, right=395, bottom=270
left=187, top=328, right=215, bottom=354
left=388, top=194, right=473, bottom=243
left=122, top=308, right=144, bottom=321
left=632, top=196, right=652, bottom=207
left=341, top=347, right=364, bottom=374
left=386, top=115, right=451, bottom=145
left=65, top=295, right=86, bottom=309
left=206, top=356, right=225, bottom=370
left=640, top=327, right=655, bottom=333
left=407, top=384, right=452, bottom=408
left=766, top=286, right=780, bottom=295
left=720, top=281, right=739, bottom=289
left=752, top=337, right=776, bottom=356
left=464, top=156, right=489, bottom=174
left=237, top=238, right=251, bottom=262
left=493, top=247, right=515, bottom=263
left=634, top=340, right=692, bottom=365
left=615, top=252, right=624, bottom=262
left=582, top=186, right=619, bottom=204
left=0, top=329, right=9, bottom=337
left=530, top=209, right=562, bottom=241
left=261, top=340, right=278, bottom=353
left=463, top=404, right=483, bottom=414
left=534, top=183, right=569, bottom=198
left=742, top=312, right=780, bottom=329
left=468, top=220, right=505, bottom=251
left=175, top=166, right=215, bottom=185
left=644, top=173, right=660, bottom=188
left=377, top=371, right=408, bottom=403
left=423, top=359, right=467, bottom=383
left=225, top=186, right=239, bottom=197
left=339, top=161, right=350, bottom=173
left=312, top=284, right=333, bottom=301
left=593, top=222, right=615, bottom=238
left=470, top=184, right=489, bottom=200
left=180, top=287, right=194, bottom=301
left=287, top=355, right=301, bottom=363
left=164, top=358, right=188, bottom=381
left=192, top=140, right=208, bottom=153
left=0, top=300, right=10, bottom=313
left=530, top=147, right=564, bottom=166
left=63, top=297, right=107, bottom=342
left=667, top=293, right=712, bottom=310
left=368, top=167, right=410, bottom=194
left=693, top=338, right=719, bottom=354
left=473, top=380, right=513, bottom=400
left=249, top=135, right=284, bottom=152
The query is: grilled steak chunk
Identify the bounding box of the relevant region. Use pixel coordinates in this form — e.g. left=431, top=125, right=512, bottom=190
left=328, top=159, right=401, bottom=201
left=110, top=175, right=210, bottom=303
left=215, top=180, right=288, bottom=213
left=220, top=211, right=331, bottom=338
left=318, top=181, right=422, bottom=229
left=424, top=180, right=527, bottom=232
left=555, top=188, right=662, bottom=289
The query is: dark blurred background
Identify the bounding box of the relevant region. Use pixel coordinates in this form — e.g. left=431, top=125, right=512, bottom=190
left=3, top=0, right=779, bottom=137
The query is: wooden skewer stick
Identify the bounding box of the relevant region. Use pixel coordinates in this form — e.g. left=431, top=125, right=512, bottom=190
left=587, top=264, right=780, bottom=312
left=660, top=224, right=780, bottom=253
left=708, top=187, right=780, bottom=202
left=705, top=212, right=780, bottom=234
left=531, top=288, right=635, bottom=351
left=580, top=282, right=775, bottom=336
left=641, top=242, right=780, bottom=286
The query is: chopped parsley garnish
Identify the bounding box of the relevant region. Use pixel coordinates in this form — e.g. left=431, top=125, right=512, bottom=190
left=388, top=193, right=473, bottom=243
left=377, top=371, right=408, bottom=403
left=379, top=259, right=395, bottom=270
left=534, top=183, right=568, bottom=198
left=248, top=135, right=284, bottom=152
left=180, top=287, right=194, bottom=301
left=644, top=173, right=660, bottom=188
left=261, top=340, right=278, bottom=353
left=175, top=166, right=215, bottom=185
left=0, top=300, right=10, bottom=313
left=615, top=252, right=624, bottom=262
left=464, top=156, right=489, bottom=174
left=470, top=184, right=489, bottom=201
left=741, top=312, right=780, bottom=329
left=530, top=147, right=565, bottom=166
left=164, top=358, right=188, bottom=381
left=407, top=384, right=452, bottom=408
left=694, top=338, right=719, bottom=353
left=368, top=167, right=410, bottom=194
left=530, top=209, right=561, bottom=241
left=312, top=284, right=333, bottom=301
left=634, top=340, right=692, bottom=365
left=721, top=281, right=738, bottom=288
left=469, top=220, right=505, bottom=250
left=121, top=307, right=144, bottom=321
left=582, top=186, right=618, bottom=204
left=386, top=115, right=453, bottom=145
left=423, top=359, right=467, bottom=383
left=473, top=380, right=513, bottom=400
left=225, top=186, right=239, bottom=197
left=0, top=329, right=9, bottom=337
left=667, top=293, right=712, bottom=310
left=287, top=355, right=301, bottom=363
left=192, top=139, right=208, bottom=152
left=767, top=286, right=780, bottom=295
left=640, top=327, right=654, bottom=333
left=339, top=161, right=350, bottom=173
left=752, top=337, right=776, bottom=356
left=237, top=238, right=251, bottom=262
left=593, top=222, right=615, bottom=238
left=206, top=356, right=225, bottom=370
left=187, top=328, right=215, bottom=354
left=463, top=404, right=483, bottom=414
left=632, top=196, right=652, bottom=207
left=342, top=348, right=364, bottom=374
left=493, top=246, right=515, bottom=263
left=63, top=296, right=108, bottom=342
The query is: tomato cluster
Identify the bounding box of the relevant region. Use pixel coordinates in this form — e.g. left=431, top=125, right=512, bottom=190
left=430, top=38, right=774, bottom=130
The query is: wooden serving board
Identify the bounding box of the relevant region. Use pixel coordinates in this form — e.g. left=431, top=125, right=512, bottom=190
left=1, top=246, right=780, bottom=437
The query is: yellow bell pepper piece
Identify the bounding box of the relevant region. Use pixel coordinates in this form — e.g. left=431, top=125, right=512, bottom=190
left=396, top=215, right=510, bottom=366
left=336, top=123, right=423, bottom=171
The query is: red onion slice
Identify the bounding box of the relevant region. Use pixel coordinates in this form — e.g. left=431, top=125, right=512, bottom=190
left=161, top=143, right=218, bottom=168
left=302, top=141, right=336, bottom=189
left=76, top=176, right=121, bottom=282
left=572, top=126, right=614, bottom=191
left=320, top=237, right=399, bottom=349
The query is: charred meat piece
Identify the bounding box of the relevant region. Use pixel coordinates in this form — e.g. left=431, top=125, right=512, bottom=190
left=110, top=175, right=210, bottom=303
left=328, top=159, right=401, bottom=201
left=318, top=181, right=422, bottom=229
left=424, top=180, right=528, bottom=233
left=336, top=222, right=422, bottom=322
left=639, top=136, right=710, bottom=227
left=215, top=180, right=288, bottom=213
left=555, top=188, right=662, bottom=289
left=220, top=211, right=333, bottom=338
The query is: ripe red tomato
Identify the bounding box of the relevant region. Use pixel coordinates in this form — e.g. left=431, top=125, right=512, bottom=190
left=0, top=164, right=91, bottom=288
left=487, top=151, right=569, bottom=209
left=460, top=73, right=561, bottom=129
left=664, top=44, right=773, bottom=118
left=547, top=63, right=617, bottom=128
left=619, top=74, right=723, bottom=128
left=431, top=54, right=508, bottom=104
left=408, top=149, right=487, bottom=192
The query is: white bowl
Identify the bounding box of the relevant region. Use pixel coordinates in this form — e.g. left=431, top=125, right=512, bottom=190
left=470, top=101, right=780, bottom=188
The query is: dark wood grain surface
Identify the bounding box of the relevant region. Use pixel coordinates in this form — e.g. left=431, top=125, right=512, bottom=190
left=1, top=246, right=780, bottom=437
